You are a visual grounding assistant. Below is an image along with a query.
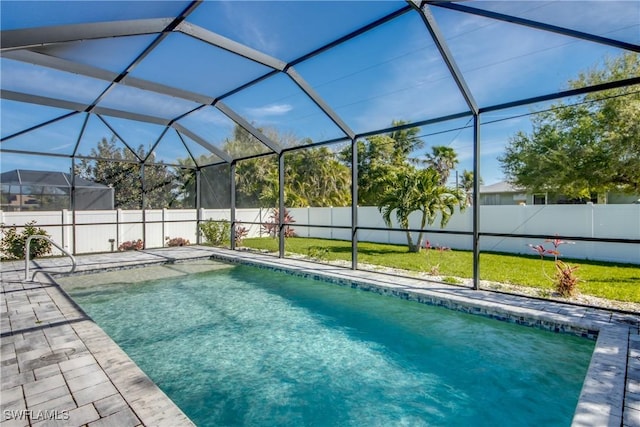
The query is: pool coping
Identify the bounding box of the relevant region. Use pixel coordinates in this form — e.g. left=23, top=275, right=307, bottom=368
left=1, top=270, right=196, bottom=426
left=2, top=246, right=639, bottom=426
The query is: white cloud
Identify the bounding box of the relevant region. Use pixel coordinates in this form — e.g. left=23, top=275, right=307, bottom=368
left=246, top=103, right=293, bottom=118
left=220, top=1, right=279, bottom=55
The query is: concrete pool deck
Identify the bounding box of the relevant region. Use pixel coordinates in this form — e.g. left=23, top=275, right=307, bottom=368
left=1, top=246, right=638, bottom=426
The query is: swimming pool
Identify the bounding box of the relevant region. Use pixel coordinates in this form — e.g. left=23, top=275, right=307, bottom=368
left=62, top=261, right=595, bottom=427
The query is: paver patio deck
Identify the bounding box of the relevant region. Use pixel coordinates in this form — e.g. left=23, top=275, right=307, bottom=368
left=1, top=246, right=639, bottom=426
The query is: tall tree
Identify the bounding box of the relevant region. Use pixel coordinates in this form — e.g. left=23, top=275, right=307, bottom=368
left=284, top=147, right=351, bottom=207
left=378, top=168, right=466, bottom=252
left=422, top=145, right=459, bottom=186
left=228, top=125, right=351, bottom=208
left=200, top=163, right=232, bottom=209
left=235, top=156, right=278, bottom=208
left=387, top=120, right=425, bottom=165
left=220, top=125, right=279, bottom=208
left=75, top=136, right=182, bottom=209
left=500, top=52, right=640, bottom=199
left=341, top=120, right=423, bottom=206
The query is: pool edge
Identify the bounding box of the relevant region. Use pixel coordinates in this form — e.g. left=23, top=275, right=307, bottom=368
left=25, top=246, right=637, bottom=426
left=204, top=250, right=635, bottom=427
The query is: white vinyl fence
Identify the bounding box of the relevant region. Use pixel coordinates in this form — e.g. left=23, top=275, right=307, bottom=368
left=289, top=205, right=639, bottom=264
left=0, top=208, right=267, bottom=255
left=1, top=205, right=638, bottom=264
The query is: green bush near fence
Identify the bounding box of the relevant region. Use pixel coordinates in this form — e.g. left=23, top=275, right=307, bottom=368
left=199, top=219, right=231, bottom=246
left=0, top=221, right=53, bottom=260
left=242, top=236, right=640, bottom=304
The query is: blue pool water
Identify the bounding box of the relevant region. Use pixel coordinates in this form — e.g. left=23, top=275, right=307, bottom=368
left=65, top=263, right=594, bottom=427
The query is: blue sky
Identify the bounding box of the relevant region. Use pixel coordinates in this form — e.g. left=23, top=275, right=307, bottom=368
left=1, top=1, right=638, bottom=185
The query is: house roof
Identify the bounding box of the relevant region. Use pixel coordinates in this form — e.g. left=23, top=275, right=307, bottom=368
left=479, top=181, right=524, bottom=194
left=0, top=169, right=110, bottom=189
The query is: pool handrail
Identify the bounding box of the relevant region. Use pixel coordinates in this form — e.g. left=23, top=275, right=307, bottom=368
left=25, top=235, right=76, bottom=281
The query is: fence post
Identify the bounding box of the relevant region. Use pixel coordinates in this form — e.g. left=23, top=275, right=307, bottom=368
left=162, top=208, right=167, bottom=247
left=117, top=208, right=122, bottom=249
left=62, top=209, right=70, bottom=252
left=589, top=203, right=595, bottom=261
left=198, top=208, right=205, bottom=245
left=330, top=207, right=334, bottom=239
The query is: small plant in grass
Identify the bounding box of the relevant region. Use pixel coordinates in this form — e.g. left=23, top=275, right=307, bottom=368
left=442, top=276, right=462, bottom=285
left=119, top=239, right=144, bottom=251
left=307, top=246, right=329, bottom=261
left=199, top=219, right=230, bottom=246
left=555, top=261, right=580, bottom=297
left=539, top=288, right=553, bottom=298
left=0, top=221, right=52, bottom=260
left=235, top=226, right=249, bottom=246
left=424, top=240, right=450, bottom=275
left=165, top=236, right=190, bottom=247
left=262, top=208, right=296, bottom=238
left=529, top=236, right=579, bottom=297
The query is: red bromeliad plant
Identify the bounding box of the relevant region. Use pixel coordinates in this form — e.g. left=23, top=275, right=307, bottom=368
left=118, top=239, right=144, bottom=251
left=234, top=225, right=249, bottom=246
left=424, top=240, right=451, bottom=275
left=165, top=237, right=190, bottom=247
left=528, top=236, right=579, bottom=297
left=554, top=261, right=580, bottom=297
left=261, top=208, right=296, bottom=238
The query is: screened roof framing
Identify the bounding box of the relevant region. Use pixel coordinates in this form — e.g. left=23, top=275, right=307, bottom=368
left=1, top=0, right=639, bottom=169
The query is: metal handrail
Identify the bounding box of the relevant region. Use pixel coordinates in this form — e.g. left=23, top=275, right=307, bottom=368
left=25, top=235, right=76, bottom=281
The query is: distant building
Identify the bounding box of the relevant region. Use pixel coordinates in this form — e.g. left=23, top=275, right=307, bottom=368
left=1, top=169, right=114, bottom=211
left=479, top=180, right=639, bottom=205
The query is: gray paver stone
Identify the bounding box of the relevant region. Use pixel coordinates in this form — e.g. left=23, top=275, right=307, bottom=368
left=72, top=381, right=118, bottom=407
left=23, top=374, right=66, bottom=398
left=93, top=394, right=129, bottom=418
left=0, top=385, right=24, bottom=409
left=58, top=354, right=96, bottom=372
left=25, top=385, right=71, bottom=408
left=28, top=394, right=76, bottom=416
left=33, top=364, right=62, bottom=380
left=65, top=403, right=101, bottom=426
left=66, top=370, right=109, bottom=393
left=2, top=371, right=35, bottom=390
left=87, top=408, right=140, bottom=427
left=62, top=362, right=103, bottom=380
left=0, top=416, right=30, bottom=427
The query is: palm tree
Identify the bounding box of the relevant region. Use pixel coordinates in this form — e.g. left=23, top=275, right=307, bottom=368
left=378, top=168, right=466, bottom=252
left=459, top=169, right=483, bottom=206
left=388, top=120, right=424, bottom=166
left=423, top=146, right=459, bottom=186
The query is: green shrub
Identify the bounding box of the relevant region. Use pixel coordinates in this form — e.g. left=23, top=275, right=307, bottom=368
left=199, top=219, right=230, bottom=246
left=1, top=221, right=53, bottom=260
left=307, top=246, right=329, bottom=260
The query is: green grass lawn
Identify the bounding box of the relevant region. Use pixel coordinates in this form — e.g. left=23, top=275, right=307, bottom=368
left=241, top=236, right=640, bottom=304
